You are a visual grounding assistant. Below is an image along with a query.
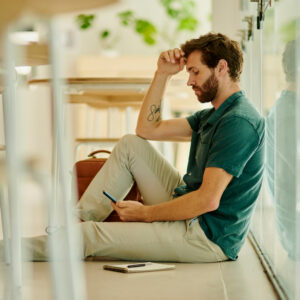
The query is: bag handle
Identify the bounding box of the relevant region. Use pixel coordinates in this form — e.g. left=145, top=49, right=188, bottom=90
left=88, top=149, right=111, bottom=158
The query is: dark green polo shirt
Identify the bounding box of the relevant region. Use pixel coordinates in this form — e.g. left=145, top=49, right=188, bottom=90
left=174, top=91, right=265, bottom=260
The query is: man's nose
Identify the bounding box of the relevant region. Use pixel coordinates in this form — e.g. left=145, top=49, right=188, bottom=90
left=187, top=76, right=194, bottom=86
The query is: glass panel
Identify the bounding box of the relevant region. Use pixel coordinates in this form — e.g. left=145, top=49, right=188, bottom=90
left=242, top=0, right=300, bottom=298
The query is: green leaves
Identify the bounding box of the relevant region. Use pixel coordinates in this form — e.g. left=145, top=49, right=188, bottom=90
left=160, top=0, right=198, bottom=31
left=166, top=7, right=180, bottom=19
left=118, top=11, right=157, bottom=45
left=100, top=30, right=110, bottom=39
left=143, top=35, right=156, bottom=45
left=135, top=19, right=156, bottom=34
left=75, top=0, right=200, bottom=47
left=118, top=10, right=134, bottom=26
left=117, top=1, right=199, bottom=46
left=76, top=14, right=95, bottom=30
left=178, top=17, right=198, bottom=31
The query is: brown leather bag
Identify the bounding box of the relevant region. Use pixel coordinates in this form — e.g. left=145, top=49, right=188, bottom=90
left=74, top=149, right=142, bottom=222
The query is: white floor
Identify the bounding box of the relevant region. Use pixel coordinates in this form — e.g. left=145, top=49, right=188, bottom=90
left=0, top=238, right=278, bottom=300
left=0, top=176, right=279, bottom=300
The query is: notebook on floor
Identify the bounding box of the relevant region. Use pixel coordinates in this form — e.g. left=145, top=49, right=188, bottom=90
left=103, top=262, right=176, bottom=273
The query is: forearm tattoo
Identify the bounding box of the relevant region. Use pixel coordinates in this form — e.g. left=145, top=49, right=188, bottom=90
left=147, top=104, right=161, bottom=122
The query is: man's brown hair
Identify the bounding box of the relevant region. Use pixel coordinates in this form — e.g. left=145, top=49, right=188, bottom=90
left=181, top=32, right=243, bottom=82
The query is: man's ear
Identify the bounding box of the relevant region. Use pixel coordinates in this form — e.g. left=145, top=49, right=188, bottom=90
left=216, top=59, right=228, bottom=76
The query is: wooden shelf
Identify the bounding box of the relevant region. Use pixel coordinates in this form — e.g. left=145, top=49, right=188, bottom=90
left=29, top=77, right=152, bottom=85
left=22, top=42, right=49, bottom=66
left=76, top=138, right=119, bottom=143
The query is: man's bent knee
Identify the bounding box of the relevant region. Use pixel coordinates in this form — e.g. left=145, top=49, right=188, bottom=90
left=116, top=134, right=151, bottom=153
left=119, top=134, right=145, bottom=146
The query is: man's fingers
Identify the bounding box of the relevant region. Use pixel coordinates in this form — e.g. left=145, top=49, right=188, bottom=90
left=162, top=51, right=171, bottom=62
left=161, top=48, right=184, bottom=64
left=116, top=200, right=126, bottom=208
left=111, top=201, right=117, bottom=211
left=111, top=200, right=123, bottom=209
left=168, top=50, right=176, bottom=63
left=179, top=57, right=185, bottom=68
left=174, top=48, right=182, bottom=59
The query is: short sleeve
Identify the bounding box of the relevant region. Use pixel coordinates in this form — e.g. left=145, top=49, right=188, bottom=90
left=186, top=111, right=203, bottom=132
left=206, top=117, right=260, bottom=178
left=186, top=109, right=212, bottom=132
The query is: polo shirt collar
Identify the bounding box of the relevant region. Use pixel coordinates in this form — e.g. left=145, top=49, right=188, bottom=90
left=205, top=90, right=244, bottom=126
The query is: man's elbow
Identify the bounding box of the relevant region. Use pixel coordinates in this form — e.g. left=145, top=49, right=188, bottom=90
left=135, top=123, right=160, bottom=140
left=204, top=196, right=220, bottom=212
left=135, top=127, right=148, bottom=139
left=193, top=188, right=220, bottom=212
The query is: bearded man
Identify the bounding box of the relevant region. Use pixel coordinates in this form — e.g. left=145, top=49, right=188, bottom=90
left=7, top=32, right=265, bottom=262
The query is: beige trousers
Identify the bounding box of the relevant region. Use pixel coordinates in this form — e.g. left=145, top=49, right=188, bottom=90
left=4, top=135, right=228, bottom=263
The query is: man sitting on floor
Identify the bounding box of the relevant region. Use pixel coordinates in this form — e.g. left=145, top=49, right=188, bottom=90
left=2, top=32, right=265, bottom=263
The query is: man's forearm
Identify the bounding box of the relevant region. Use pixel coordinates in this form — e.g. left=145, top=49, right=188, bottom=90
left=144, top=189, right=218, bottom=223
left=136, top=71, right=170, bottom=136
left=112, top=168, right=229, bottom=223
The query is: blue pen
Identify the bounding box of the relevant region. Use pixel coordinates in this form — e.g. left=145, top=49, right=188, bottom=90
left=103, top=190, right=117, bottom=203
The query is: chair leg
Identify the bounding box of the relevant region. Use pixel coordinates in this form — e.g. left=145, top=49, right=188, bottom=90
left=48, top=19, right=86, bottom=300
left=0, top=186, right=11, bottom=264
left=2, top=26, right=23, bottom=290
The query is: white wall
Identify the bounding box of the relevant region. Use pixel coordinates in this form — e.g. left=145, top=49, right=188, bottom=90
left=211, top=0, right=242, bottom=40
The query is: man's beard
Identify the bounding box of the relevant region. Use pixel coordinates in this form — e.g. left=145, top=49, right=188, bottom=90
left=192, top=72, right=219, bottom=103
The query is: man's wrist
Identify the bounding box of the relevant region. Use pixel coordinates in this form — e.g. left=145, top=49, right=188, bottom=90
left=155, top=70, right=171, bottom=80
left=143, top=205, right=154, bottom=223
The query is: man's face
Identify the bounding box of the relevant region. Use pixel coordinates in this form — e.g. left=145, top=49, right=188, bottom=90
left=186, top=51, right=219, bottom=103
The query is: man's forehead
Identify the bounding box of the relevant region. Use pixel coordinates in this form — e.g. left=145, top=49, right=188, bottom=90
left=186, top=51, right=204, bottom=70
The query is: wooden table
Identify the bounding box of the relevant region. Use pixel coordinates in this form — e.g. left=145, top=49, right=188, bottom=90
left=28, top=74, right=198, bottom=112
left=29, top=77, right=152, bottom=108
